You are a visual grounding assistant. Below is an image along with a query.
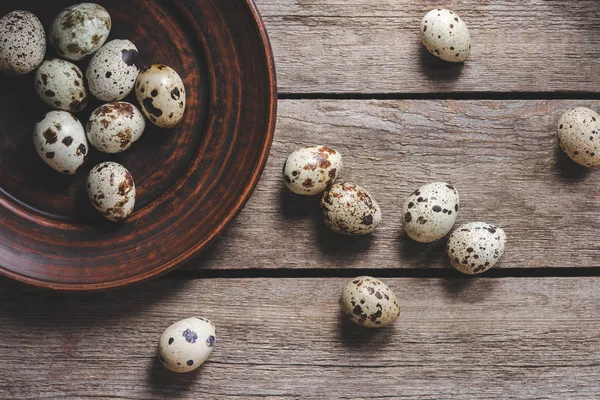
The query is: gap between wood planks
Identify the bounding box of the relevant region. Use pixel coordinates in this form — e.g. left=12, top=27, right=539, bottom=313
left=279, top=92, right=600, bottom=101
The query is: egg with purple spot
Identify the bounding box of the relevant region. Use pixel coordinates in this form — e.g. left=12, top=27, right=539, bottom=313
left=158, top=317, right=216, bottom=373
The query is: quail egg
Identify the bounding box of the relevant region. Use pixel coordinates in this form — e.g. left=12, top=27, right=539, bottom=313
left=50, top=3, right=111, bottom=61
left=86, top=102, right=145, bottom=153
left=447, top=222, right=507, bottom=275
left=0, top=11, right=46, bottom=75
left=421, top=9, right=471, bottom=62
left=33, top=111, right=88, bottom=174
left=86, top=162, right=135, bottom=222
left=34, top=59, right=88, bottom=113
left=340, top=276, right=400, bottom=328
left=158, top=317, right=216, bottom=373
left=321, top=182, right=381, bottom=235
left=403, top=182, right=459, bottom=243
left=283, top=146, right=342, bottom=195
left=86, top=39, right=140, bottom=102
left=557, top=107, right=600, bottom=168
left=135, top=64, right=186, bottom=128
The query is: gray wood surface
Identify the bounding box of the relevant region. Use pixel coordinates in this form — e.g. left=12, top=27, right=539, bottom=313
left=193, top=99, right=600, bottom=270
left=0, top=277, right=598, bottom=399
left=258, top=0, right=600, bottom=93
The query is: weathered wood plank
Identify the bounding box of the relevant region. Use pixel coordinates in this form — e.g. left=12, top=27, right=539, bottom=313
left=256, top=0, right=600, bottom=93
left=192, top=99, right=600, bottom=270
left=0, top=277, right=598, bottom=399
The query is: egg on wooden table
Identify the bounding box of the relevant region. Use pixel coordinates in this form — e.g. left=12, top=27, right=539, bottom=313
left=86, top=39, right=140, bottom=102
left=421, top=8, right=471, bottom=62
left=86, top=162, right=135, bottom=222
left=33, top=111, right=88, bottom=174
left=50, top=3, right=111, bottom=61
left=86, top=102, right=146, bottom=153
left=0, top=10, right=46, bottom=75
left=340, top=276, right=400, bottom=328
left=157, top=317, right=216, bottom=373
left=135, top=64, right=187, bottom=128
left=283, top=145, right=342, bottom=195
left=34, top=59, right=88, bottom=113
left=447, top=222, right=507, bottom=275
left=557, top=107, right=600, bottom=168
left=403, top=182, right=459, bottom=243
left=321, top=182, right=382, bottom=235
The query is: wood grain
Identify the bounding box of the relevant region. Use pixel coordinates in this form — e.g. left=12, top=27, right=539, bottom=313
left=257, top=0, right=600, bottom=93
left=0, top=277, right=598, bottom=399
left=193, top=99, right=600, bottom=270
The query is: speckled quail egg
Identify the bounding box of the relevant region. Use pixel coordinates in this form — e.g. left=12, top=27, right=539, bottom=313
left=403, top=182, right=459, bottom=243
left=34, top=59, right=88, bottom=113
left=557, top=107, right=600, bottom=168
left=86, top=39, right=140, bottom=102
left=447, top=222, right=507, bottom=275
left=340, top=276, right=400, bottom=328
left=421, top=9, right=471, bottom=62
left=135, top=64, right=186, bottom=128
left=158, top=317, right=216, bottom=373
left=33, top=111, right=88, bottom=174
left=86, top=102, right=145, bottom=153
left=283, top=146, right=342, bottom=195
left=321, top=182, right=381, bottom=235
left=0, top=11, right=46, bottom=75
left=86, top=162, right=135, bottom=222
left=50, top=3, right=111, bottom=61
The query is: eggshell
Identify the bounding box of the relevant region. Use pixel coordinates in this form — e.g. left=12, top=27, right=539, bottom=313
left=157, top=317, right=216, bottom=373
left=403, top=182, right=459, bottom=243
left=283, top=146, right=342, bottom=195
left=135, top=64, right=186, bottom=128
left=50, top=3, right=111, bottom=61
left=321, top=182, right=381, bottom=235
left=86, top=102, right=146, bottom=153
left=86, top=162, right=135, bottom=222
left=447, top=222, right=507, bottom=275
left=340, top=276, right=400, bottom=328
left=421, top=9, right=471, bottom=62
left=0, top=11, right=46, bottom=75
left=557, top=107, right=600, bottom=168
left=86, top=39, right=140, bottom=102
left=33, top=111, right=88, bottom=174
left=34, top=59, right=88, bottom=113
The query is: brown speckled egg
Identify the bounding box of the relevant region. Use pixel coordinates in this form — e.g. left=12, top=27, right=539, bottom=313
left=0, top=11, right=46, bottom=75
left=283, top=146, right=342, bottom=195
left=158, top=317, right=216, bottom=373
left=557, top=107, right=600, bottom=168
left=321, top=182, right=381, bottom=235
left=86, top=102, right=145, bottom=153
left=340, top=276, right=400, bottom=328
left=87, top=162, right=136, bottom=222
left=421, top=9, right=471, bottom=62
left=447, top=222, right=507, bottom=275
left=34, top=59, right=88, bottom=113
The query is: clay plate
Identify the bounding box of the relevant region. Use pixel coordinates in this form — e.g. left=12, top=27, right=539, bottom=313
left=0, top=0, right=277, bottom=290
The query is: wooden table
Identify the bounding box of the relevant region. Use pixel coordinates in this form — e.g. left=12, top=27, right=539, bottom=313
left=2, top=1, right=600, bottom=398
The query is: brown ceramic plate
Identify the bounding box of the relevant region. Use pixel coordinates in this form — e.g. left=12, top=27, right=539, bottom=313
left=0, top=0, right=277, bottom=290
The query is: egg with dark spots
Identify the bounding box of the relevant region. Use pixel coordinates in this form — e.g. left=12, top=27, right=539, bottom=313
left=0, top=10, right=46, bottom=75
left=87, top=162, right=135, bottom=221
left=87, top=102, right=146, bottom=153
left=135, top=64, right=186, bottom=128
left=421, top=9, right=470, bottom=62
left=447, top=222, right=507, bottom=275
left=283, top=146, right=342, bottom=195
left=35, top=59, right=88, bottom=113
left=321, top=182, right=381, bottom=235
left=86, top=39, right=140, bottom=102
left=158, top=317, right=216, bottom=373
left=557, top=107, right=600, bottom=168
left=33, top=111, right=88, bottom=174
left=403, top=182, right=459, bottom=243
left=50, top=3, right=111, bottom=61
left=340, top=276, right=400, bottom=328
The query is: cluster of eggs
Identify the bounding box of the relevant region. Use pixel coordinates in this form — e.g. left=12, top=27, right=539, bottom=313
left=0, top=4, right=187, bottom=222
